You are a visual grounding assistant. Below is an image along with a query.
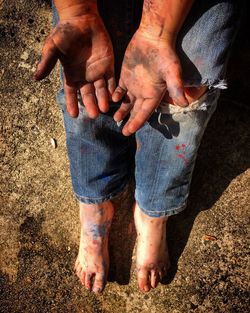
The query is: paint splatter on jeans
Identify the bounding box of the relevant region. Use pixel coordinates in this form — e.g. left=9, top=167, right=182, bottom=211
left=58, top=88, right=219, bottom=217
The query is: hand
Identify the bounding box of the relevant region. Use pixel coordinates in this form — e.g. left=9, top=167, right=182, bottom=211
left=34, top=13, right=115, bottom=118
left=112, top=30, right=188, bottom=136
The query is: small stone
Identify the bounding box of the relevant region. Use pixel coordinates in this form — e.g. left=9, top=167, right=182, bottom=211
left=30, top=95, right=38, bottom=104
left=21, top=51, right=29, bottom=61
left=18, top=62, right=31, bottom=69
left=67, top=246, right=71, bottom=251
left=190, top=294, right=200, bottom=306
left=218, top=281, right=226, bottom=290
left=31, top=125, right=40, bottom=135
left=202, top=234, right=217, bottom=241
left=50, top=138, right=57, bottom=149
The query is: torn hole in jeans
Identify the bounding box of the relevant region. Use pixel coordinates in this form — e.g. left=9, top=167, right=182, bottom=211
left=157, top=90, right=209, bottom=115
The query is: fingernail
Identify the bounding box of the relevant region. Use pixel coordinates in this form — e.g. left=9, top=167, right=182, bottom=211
left=116, top=120, right=123, bottom=127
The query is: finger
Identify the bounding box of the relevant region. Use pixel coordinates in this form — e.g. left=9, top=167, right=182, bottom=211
left=34, top=37, right=58, bottom=80
left=80, top=83, right=99, bottom=119
left=122, top=98, right=156, bottom=136
left=94, top=78, right=109, bottom=113
left=64, top=79, right=79, bottom=118
left=105, top=71, right=116, bottom=99
left=112, top=80, right=127, bottom=102
left=165, top=70, right=188, bottom=107
left=113, top=92, right=135, bottom=122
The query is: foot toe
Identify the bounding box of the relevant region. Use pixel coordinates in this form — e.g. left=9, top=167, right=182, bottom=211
left=85, top=272, right=94, bottom=291
left=75, top=263, right=82, bottom=279
left=74, top=258, right=80, bottom=270
left=80, top=269, right=86, bottom=285
left=150, top=270, right=159, bottom=289
left=137, top=267, right=151, bottom=292
left=92, top=272, right=106, bottom=294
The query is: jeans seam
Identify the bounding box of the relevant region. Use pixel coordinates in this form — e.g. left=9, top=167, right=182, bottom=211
left=74, top=180, right=128, bottom=203
left=138, top=202, right=187, bottom=217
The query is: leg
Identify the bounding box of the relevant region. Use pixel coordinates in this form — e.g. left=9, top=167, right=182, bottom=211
left=133, top=0, right=241, bottom=293
left=134, top=202, right=170, bottom=292
left=57, top=97, right=131, bottom=293
left=75, top=200, right=114, bottom=293
left=134, top=88, right=220, bottom=292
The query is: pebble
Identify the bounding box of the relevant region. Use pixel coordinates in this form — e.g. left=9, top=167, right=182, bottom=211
left=18, top=62, right=31, bottom=69
left=190, top=294, right=200, bottom=306
left=50, top=138, right=57, bottom=149
left=202, top=234, right=217, bottom=241
left=21, top=51, right=29, bottom=61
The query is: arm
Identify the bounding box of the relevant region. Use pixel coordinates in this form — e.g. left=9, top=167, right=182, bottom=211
left=34, top=0, right=115, bottom=118
left=140, top=0, right=195, bottom=42
left=112, top=0, right=195, bottom=136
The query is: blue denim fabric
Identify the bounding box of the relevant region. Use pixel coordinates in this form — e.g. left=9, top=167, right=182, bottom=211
left=52, top=1, right=241, bottom=217
left=57, top=89, right=133, bottom=203
left=57, top=88, right=219, bottom=216
left=135, top=89, right=219, bottom=217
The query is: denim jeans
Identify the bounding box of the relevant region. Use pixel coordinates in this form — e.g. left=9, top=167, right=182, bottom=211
left=53, top=1, right=242, bottom=217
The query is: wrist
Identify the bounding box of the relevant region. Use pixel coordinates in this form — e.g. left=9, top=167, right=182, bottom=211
left=137, top=25, right=177, bottom=46
left=55, top=1, right=98, bottom=20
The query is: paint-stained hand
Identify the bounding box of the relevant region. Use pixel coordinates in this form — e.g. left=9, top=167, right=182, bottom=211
left=34, top=14, right=115, bottom=118
left=112, top=30, right=188, bottom=136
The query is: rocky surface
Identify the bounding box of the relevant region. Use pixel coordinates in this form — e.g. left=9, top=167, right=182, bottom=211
left=0, top=1, right=249, bottom=312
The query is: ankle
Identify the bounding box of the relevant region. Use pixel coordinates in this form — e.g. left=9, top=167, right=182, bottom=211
left=135, top=203, right=168, bottom=225
left=79, top=201, right=114, bottom=223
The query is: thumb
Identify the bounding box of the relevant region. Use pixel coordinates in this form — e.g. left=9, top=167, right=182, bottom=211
left=33, top=37, right=59, bottom=80
left=165, top=63, right=188, bottom=107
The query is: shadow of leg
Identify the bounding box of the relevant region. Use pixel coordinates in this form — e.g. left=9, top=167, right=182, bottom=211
left=108, top=182, right=137, bottom=285
left=161, top=98, right=250, bottom=284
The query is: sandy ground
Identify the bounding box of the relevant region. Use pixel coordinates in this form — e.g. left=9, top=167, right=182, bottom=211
left=0, top=1, right=249, bottom=312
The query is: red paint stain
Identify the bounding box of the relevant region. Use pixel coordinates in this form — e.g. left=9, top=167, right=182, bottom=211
left=176, top=143, right=188, bottom=164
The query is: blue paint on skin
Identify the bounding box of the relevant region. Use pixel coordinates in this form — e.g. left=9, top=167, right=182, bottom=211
left=88, top=221, right=111, bottom=240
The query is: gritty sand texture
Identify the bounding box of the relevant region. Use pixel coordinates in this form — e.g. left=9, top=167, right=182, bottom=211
left=0, top=1, right=249, bottom=312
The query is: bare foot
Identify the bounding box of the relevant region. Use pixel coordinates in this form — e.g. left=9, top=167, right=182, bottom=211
left=75, top=201, right=114, bottom=293
left=134, top=203, right=170, bottom=292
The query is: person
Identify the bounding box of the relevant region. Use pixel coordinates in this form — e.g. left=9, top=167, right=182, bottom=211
left=34, top=0, right=242, bottom=293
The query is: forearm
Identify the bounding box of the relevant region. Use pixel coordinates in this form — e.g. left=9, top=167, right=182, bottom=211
left=54, top=0, right=98, bottom=20
left=140, top=0, right=195, bottom=43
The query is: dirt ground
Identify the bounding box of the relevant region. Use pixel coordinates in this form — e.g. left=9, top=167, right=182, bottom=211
left=0, top=1, right=249, bottom=312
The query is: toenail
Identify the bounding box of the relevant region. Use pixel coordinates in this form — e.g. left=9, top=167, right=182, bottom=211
left=93, top=287, right=102, bottom=294
left=144, top=285, right=150, bottom=292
